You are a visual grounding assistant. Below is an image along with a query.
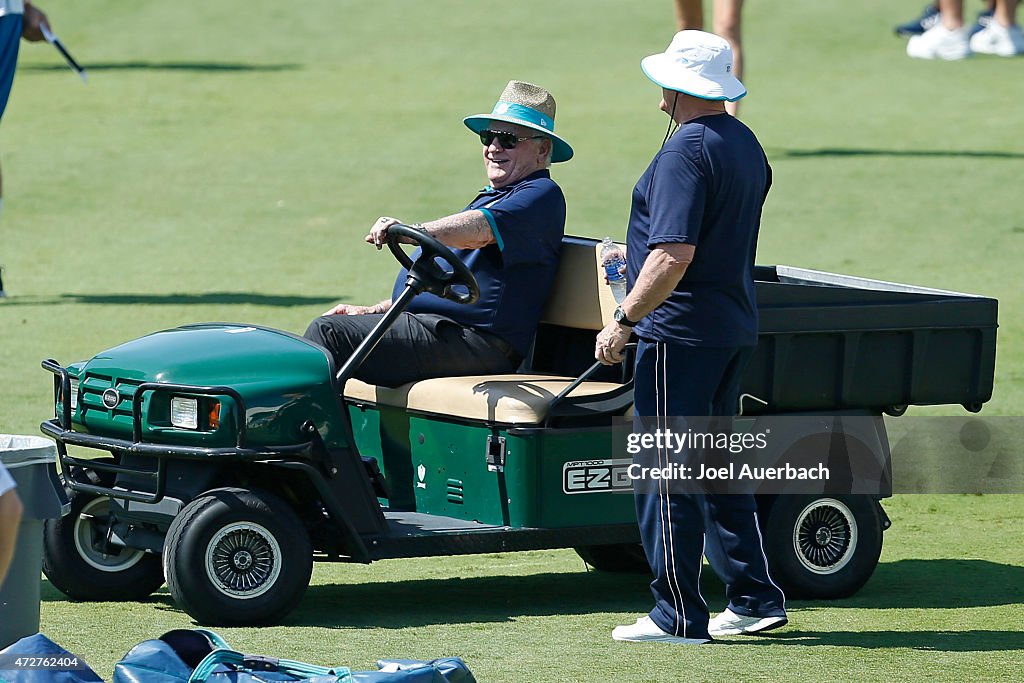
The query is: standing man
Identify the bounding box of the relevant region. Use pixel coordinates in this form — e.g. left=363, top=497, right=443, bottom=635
left=595, top=31, right=786, bottom=643
left=1, top=1, right=53, bottom=296
left=305, top=80, right=571, bottom=388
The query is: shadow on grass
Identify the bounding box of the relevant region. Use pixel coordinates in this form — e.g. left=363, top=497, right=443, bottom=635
left=40, top=572, right=651, bottom=628
left=287, top=570, right=652, bottom=629
left=819, top=559, right=1024, bottom=610
left=21, top=62, right=301, bottom=73
left=773, top=147, right=1024, bottom=160
left=284, top=560, right=1024, bottom=654
left=735, top=630, right=1023, bottom=652
left=39, top=581, right=175, bottom=605
left=277, top=559, right=1024, bottom=629
left=0, top=293, right=338, bottom=306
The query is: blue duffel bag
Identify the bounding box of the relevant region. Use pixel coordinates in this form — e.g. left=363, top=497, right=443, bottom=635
left=112, top=630, right=475, bottom=683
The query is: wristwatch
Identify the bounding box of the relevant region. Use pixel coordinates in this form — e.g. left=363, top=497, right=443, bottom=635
left=613, top=305, right=638, bottom=328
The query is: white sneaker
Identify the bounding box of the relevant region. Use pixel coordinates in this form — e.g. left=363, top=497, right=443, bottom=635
left=611, top=616, right=711, bottom=644
left=708, top=608, right=788, bottom=636
left=970, top=22, right=1024, bottom=56
left=907, top=24, right=971, bottom=60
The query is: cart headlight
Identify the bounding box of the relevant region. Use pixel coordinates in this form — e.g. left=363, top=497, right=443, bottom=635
left=170, top=397, right=199, bottom=429
left=69, top=378, right=79, bottom=409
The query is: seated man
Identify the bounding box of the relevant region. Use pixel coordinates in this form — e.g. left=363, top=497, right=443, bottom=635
left=305, top=80, right=573, bottom=388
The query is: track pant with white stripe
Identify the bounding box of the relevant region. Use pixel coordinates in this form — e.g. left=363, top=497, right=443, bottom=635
left=633, top=339, right=786, bottom=639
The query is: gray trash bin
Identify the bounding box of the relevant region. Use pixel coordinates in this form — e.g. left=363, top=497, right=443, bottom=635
left=0, top=435, right=69, bottom=649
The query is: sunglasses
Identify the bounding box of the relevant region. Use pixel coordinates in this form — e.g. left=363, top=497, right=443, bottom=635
left=479, top=130, right=545, bottom=149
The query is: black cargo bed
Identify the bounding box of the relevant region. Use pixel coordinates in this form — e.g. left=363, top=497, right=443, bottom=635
left=743, top=266, right=998, bottom=414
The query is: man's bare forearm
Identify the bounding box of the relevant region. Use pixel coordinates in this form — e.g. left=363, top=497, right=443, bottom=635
left=620, top=243, right=696, bottom=322
left=420, top=210, right=495, bottom=250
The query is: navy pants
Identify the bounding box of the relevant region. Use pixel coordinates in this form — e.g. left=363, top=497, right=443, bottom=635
left=633, top=340, right=786, bottom=639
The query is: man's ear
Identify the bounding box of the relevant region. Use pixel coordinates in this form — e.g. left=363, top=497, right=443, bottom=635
left=540, top=137, right=553, bottom=159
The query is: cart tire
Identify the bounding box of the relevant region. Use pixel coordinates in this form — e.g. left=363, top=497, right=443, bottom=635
left=42, top=462, right=165, bottom=601
left=763, top=495, right=883, bottom=599
left=163, top=487, right=312, bottom=626
left=574, top=543, right=650, bottom=573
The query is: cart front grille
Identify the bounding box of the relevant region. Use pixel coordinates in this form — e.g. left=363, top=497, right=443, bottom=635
left=79, top=373, right=143, bottom=422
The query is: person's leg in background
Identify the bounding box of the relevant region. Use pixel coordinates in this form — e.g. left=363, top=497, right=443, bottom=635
left=972, top=0, right=1024, bottom=53
left=712, top=0, right=744, bottom=116
left=907, top=0, right=972, bottom=59
left=673, top=0, right=703, bottom=30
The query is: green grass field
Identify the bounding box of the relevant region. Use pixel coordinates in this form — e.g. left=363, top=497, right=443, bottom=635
left=2, top=1, right=1023, bottom=681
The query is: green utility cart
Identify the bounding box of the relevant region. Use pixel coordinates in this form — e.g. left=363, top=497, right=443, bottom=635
left=39, top=229, right=997, bottom=625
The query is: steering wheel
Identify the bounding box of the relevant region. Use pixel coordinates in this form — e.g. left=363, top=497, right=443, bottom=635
left=386, top=223, right=480, bottom=305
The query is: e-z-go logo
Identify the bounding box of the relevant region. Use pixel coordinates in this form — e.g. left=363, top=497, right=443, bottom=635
left=562, top=459, right=633, bottom=494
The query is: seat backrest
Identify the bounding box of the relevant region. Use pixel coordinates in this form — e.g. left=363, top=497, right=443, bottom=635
left=527, top=236, right=630, bottom=381
left=539, top=235, right=622, bottom=330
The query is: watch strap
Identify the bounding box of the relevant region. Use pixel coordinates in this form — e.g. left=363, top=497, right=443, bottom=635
left=614, top=305, right=638, bottom=328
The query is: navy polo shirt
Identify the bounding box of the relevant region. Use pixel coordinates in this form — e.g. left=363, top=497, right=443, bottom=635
left=626, top=114, right=771, bottom=347
left=392, top=169, right=565, bottom=356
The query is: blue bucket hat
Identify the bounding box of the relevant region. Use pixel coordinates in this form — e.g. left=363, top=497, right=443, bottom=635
left=463, top=80, right=574, bottom=163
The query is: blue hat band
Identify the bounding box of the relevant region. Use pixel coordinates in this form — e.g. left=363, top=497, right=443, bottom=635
left=489, top=101, right=556, bottom=133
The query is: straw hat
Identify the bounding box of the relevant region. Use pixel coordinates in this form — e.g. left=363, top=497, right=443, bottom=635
left=641, top=31, right=746, bottom=102
left=463, top=80, right=574, bottom=163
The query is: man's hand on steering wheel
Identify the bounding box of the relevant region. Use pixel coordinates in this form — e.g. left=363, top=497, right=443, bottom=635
left=366, top=216, right=417, bottom=250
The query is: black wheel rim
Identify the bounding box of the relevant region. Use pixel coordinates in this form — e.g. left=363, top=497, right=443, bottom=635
left=205, top=522, right=281, bottom=599
left=793, top=498, right=858, bottom=575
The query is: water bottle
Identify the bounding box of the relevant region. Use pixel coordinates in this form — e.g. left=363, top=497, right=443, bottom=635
left=600, top=238, right=627, bottom=304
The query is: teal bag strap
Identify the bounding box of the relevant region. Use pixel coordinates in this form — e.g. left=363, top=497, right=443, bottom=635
left=188, top=649, right=351, bottom=683
left=193, top=630, right=231, bottom=650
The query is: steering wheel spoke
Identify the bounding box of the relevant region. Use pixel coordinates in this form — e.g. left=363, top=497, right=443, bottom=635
left=386, top=224, right=480, bottom=305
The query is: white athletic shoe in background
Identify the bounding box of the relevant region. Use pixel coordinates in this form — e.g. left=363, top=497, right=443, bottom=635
left=907, top=24, right=972, bottom=60
left=708, top=608, right=788, bottom=636
left=612, top=616, right=711, bottom=644
left=969, top=22, right=1024, bottom=56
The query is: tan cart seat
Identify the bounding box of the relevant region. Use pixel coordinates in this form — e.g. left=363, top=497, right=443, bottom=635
left=344, top=374, right=624, bottom=424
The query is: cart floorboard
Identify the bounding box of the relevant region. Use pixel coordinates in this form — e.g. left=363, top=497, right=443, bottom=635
left=363, top=511, right=640, bottom=560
